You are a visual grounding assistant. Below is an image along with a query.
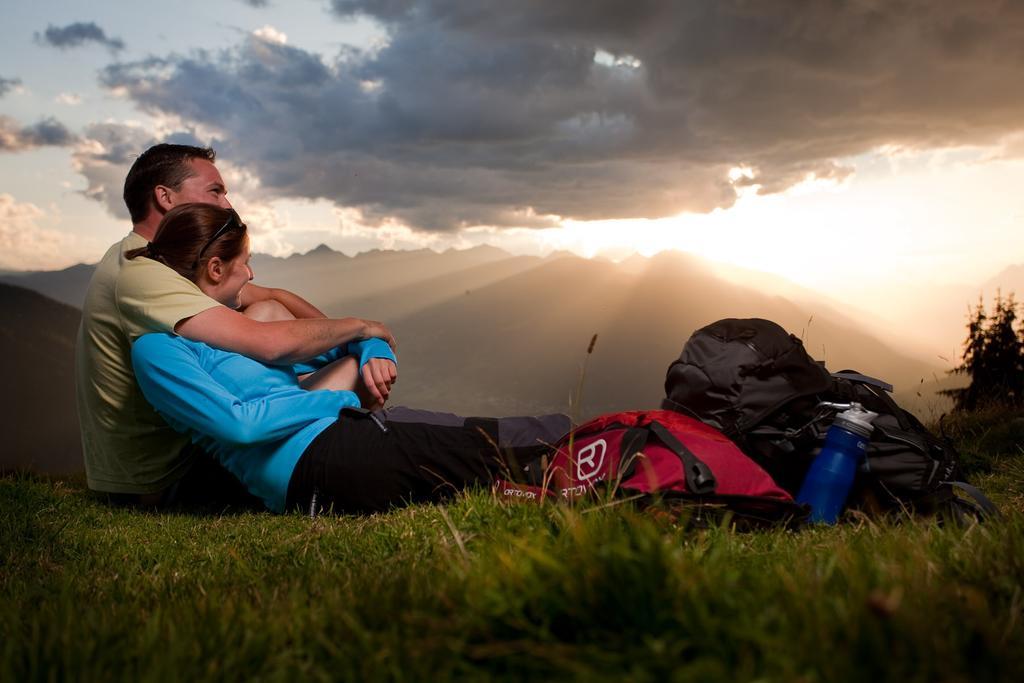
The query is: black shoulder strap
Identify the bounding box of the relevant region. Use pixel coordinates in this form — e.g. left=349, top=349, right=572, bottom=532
left=616, top=427, right=651, bottom=482
left=647, top=421, right=717, bottom=495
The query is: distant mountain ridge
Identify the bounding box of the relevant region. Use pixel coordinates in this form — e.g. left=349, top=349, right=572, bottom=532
left=5, top=244, right=993, bottom=476
left=0, top=263, right=97, bottom=310
left=230, top=245, right=952, bottom=416
left=982, top=264, right=1024, bottom=299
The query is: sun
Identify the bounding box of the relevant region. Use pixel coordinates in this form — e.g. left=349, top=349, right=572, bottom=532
left=542, top=177, right=858, bottom=288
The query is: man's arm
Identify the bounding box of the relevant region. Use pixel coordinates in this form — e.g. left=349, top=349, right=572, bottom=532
left=239, top=284, right=326, bottom=319
left=116, top=254, right=391, bottom=364
left=175, top=307, right=395, bottom=365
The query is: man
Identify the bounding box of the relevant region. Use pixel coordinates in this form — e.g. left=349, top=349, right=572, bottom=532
left=76, top=144, right=396, bottom=506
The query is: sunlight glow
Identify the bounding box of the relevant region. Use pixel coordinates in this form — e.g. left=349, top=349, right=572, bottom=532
left=526, top=149, right=1023, bottom=299
left=728, top=166, right=755, bottom=182
left=226, top=146, right=1023, bottom=307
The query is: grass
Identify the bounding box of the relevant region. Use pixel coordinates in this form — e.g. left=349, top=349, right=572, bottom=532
left=2, top=409, right=1023, bottom=682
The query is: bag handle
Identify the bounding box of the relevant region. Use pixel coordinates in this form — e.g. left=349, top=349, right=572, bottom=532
left=647, top=421, right=717, bottom=495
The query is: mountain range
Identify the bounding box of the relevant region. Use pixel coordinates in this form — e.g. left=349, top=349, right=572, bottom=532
left=0, top=263, right=96, bottom=311
left=3, top=244, right=992, bottom=473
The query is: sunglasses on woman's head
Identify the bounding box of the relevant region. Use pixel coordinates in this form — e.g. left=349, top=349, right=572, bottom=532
left=192, top=210, right=246, bottom=270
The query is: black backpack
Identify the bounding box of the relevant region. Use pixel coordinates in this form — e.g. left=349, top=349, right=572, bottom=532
left=662, top=318, right=997, bottom=521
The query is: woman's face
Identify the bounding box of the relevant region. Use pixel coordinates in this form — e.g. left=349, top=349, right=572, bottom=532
left=206, top=238, right=253, bottom=309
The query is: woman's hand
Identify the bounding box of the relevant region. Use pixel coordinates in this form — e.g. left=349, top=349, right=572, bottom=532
left=361, top=357, right=397, bottom=407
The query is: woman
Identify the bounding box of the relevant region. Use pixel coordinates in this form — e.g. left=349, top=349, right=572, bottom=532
left=128, top=203, right=568, bottom=514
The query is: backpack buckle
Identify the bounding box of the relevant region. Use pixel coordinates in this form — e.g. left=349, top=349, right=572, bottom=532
left=687, top=462, right=717, bottom=495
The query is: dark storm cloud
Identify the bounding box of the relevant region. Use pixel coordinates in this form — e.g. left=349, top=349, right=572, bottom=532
left=95, top=0, right=1024, bottom=229
left=0, top=76, right=22, bottom=97
left=241, top=0, right=270, bottom=7
left=37, top=22, right=125, bottom=52
left=0, top=116, right=77, bottom=152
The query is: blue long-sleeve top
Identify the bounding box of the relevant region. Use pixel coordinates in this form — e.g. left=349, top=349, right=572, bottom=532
left=131, top=333, right=397, bottom=512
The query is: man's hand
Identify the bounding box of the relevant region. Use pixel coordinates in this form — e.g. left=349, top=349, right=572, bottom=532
left=361, top=358, right=397, bottom=406
left=362, top=321, right=398, bottom=350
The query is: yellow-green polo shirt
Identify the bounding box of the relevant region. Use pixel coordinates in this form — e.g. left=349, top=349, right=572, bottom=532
left=76, top=231, right=221, bottom=493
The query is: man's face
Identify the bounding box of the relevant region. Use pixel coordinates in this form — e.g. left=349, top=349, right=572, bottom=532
left=167, top=159, right=232, bottom=210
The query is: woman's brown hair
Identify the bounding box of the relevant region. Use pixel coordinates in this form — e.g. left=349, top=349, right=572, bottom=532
left=126, top=203, right=248, bottom=282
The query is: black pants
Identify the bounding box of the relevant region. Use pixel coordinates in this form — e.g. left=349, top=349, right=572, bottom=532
left=170, top=447, right=264, bottom=509
left=285, top=407, right=569, bottom=515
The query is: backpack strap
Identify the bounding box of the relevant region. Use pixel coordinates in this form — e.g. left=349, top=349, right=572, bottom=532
left=617, top=427, right=651, bottom=482
left=831, top=371, right=894, bottom=393
left=945, top=481, right=1000, bottom=518
left=647, top=421, right=717, bottom=495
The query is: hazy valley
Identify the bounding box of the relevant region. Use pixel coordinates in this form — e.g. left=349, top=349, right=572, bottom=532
left=3, top=245, right=1001, bottom=474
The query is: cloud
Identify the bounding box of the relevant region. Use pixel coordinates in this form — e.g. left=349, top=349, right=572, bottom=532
left=69, top=123, right=210, bottom=220
left=0, top=194, right=78, bottom=270
left=36, top=22, right=124, bottom=52
left=253, top=25, right=287, bottom=45
left=241, top=0, right=270, bottom=7
left=0, top=76, right=22, bottom=97
left=984, top=131, right=1024, bottom=161
left=69, top=122, right=289, bottom=232
left=93, top=1, right=1024, bottom=231
left=0, top=116, right=77, bottom=152
left=55, top=93, right=82, bottom=106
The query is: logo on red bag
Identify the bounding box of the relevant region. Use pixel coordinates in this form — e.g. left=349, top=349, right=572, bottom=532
left=576, top=439, right=607, bottom=481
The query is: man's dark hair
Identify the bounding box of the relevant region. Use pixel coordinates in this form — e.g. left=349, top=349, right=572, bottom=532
left=123, top=144, right=216, bottom=223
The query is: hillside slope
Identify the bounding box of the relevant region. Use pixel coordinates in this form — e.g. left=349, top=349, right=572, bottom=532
left=380, top=251, right=941, bottom=417
left=0, top=263, right=96, bottom=310
left=0, top=284, right=82, bottom=473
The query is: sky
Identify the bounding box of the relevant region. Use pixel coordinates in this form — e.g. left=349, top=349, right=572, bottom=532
left=2, top=0, right=1024, bottom=320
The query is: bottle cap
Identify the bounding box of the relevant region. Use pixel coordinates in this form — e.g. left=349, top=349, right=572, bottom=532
left=834, top=403, right=877, bottom=438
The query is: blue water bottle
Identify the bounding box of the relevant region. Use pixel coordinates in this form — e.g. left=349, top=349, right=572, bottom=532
left=797, top=404, right=877, bottom=524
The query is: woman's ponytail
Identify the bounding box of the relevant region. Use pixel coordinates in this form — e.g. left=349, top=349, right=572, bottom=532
left=125, top=243, right=156, bottom=261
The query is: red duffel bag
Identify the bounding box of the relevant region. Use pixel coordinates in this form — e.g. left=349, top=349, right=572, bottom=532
left=495, top=410, right=807, bottom=525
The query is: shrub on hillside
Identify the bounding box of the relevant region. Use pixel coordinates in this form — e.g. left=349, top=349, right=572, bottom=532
left=942, top=292, right=1024, bottom=411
